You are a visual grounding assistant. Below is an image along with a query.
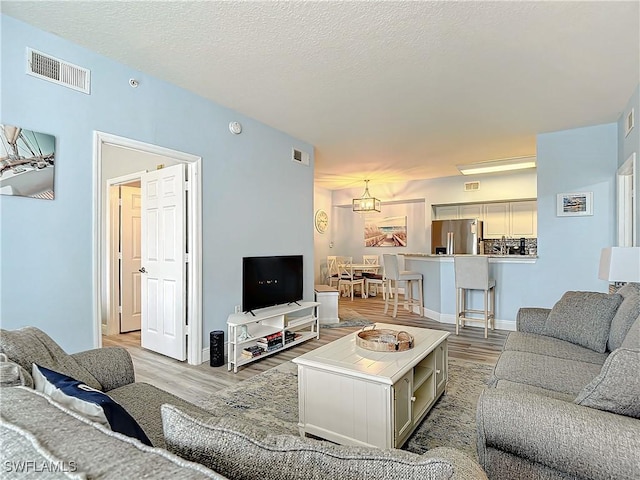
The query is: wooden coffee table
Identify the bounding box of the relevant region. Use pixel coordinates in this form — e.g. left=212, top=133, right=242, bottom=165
left=292, top=323, right=449, bottom=449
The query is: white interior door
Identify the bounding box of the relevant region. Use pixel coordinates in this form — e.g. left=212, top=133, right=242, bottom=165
left=141, top=164, right=187, bottom=360
left=120, top=185, right=142, bottom=333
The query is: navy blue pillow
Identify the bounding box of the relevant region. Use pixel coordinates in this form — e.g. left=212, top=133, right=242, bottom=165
left=32, top=364, right=152, bottom=446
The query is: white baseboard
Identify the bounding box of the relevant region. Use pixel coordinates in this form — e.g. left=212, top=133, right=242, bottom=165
left=437, top=313, right=516, bottom=331
left=393, top=304, right=516, bottom=331
left=424, top=308, right=441, bottom=321
left=201, top=343, right=229, bottom=366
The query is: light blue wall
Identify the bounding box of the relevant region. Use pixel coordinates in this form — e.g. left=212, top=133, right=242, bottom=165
left=313, top=186, right=333, bottom=285
left=0, top=15, right=315, bottom=353
left=534, top=123, right=618, bottom=304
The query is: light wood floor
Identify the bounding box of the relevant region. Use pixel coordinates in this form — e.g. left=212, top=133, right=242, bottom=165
left=103, top=295, right=506, bottom=403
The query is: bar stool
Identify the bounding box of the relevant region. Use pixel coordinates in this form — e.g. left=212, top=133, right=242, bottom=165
left=383, top=254, right=423, bottom=318
left=454, top=256, right=495, bottom=338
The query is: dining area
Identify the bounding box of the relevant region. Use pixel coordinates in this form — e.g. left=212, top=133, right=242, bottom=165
left=324, top=254, right=424, bottom=319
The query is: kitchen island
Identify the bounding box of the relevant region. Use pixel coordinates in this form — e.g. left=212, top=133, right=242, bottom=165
left=403, top=254, right=538, bottom=331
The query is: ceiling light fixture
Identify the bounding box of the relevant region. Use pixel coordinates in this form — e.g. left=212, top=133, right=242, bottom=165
left=457, top=156, right=537, bottom=175
left=353, top=179, right=381, bottom=213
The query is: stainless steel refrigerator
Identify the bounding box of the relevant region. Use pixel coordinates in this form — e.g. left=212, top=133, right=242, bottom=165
left=431, top=219, right=483, bottom=255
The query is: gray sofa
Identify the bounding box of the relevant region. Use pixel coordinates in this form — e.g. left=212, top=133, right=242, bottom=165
left=1, top=326, right=487, bottom=480
left=476, top=283, right=640, bottom=480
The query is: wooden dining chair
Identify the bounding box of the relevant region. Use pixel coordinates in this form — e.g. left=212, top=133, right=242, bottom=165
left=361, top=255, right=386, bottom=299
left=326, top=256, right=340, bottom=289
left=337, top=257, right=365, bottom=300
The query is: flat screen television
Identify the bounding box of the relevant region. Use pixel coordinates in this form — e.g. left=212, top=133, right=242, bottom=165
left=242, top=255, right=303, bottom=313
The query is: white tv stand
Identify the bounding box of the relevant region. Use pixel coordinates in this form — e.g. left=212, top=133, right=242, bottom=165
left=227, top=302, right=320, bottom=373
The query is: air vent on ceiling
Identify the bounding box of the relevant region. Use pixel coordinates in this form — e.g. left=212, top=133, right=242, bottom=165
left=292, top=148, right=310, bottom=166
left=26, top=48, right=91, bottom=94
left=464, top=181, right=480, bottom=192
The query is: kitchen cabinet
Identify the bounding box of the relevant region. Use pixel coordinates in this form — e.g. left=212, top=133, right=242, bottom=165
left=434, top=201, right=537, bottom=239
left=434, top=204, right=483, bottom=220
left=434, top=205, right=460, bottom=220
left=459, top=204, right=484, bottom=221
left=483, top=203, right=510, bottom=238
left=510, top=201, right=537, bottom=238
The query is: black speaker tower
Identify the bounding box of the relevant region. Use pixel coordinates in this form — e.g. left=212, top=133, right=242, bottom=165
left=210, top=330, right=225, bottom=367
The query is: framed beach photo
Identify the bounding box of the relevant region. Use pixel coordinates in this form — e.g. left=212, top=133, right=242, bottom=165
left=557, top=192, right=593, bottom=216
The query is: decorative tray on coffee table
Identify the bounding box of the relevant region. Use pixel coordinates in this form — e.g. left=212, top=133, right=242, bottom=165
left=356, top=325, right=414, bottom=352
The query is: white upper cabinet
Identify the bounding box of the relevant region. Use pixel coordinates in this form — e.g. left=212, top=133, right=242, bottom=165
left=510, top=200, right=537, bottom=238
left=434, top=200, right=537, bottom=239
left=459, top=204, right=484, bottom=221
left=434, top=205, right=460, bottom=220
left=483, top=203, right=510, bottom=238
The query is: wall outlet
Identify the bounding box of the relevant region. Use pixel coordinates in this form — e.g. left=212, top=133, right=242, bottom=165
left=234, top=305, right=241, bottom=314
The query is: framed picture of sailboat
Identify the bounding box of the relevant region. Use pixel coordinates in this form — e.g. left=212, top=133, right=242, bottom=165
left=0, top=124, right=55, bottom=200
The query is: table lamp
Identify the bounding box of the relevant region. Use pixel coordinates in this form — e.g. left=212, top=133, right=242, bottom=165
left=598, top=247, right=640, bottom=285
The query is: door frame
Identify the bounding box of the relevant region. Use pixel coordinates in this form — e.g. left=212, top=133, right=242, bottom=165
left=617, top=152, right=637, bottom=247
left=106, top=173, right=146, bottom=337
left=93, top=131, right=203, bottom=365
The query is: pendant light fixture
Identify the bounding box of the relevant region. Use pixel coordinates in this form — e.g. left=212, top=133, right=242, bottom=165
left=352, top=179, right=381, bottom=212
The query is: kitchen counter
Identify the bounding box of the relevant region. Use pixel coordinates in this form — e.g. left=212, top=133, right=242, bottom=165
left=401, top=254, right=539, bottom=331
left=404, top=253, right=537, bottom=264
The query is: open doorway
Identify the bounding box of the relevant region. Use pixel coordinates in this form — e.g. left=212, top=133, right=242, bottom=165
left=618, top=152, right=637, bottom=247
left=106, top=177, right=144, bottom=336
left=93, top=132, right=203, bottom=365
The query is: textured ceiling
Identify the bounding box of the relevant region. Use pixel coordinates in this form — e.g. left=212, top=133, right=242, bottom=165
left=2, top=1, right=639, bottom=189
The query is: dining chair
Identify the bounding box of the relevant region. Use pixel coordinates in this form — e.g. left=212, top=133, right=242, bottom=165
left=326, top=256, right=340, bottom=289
left=383, top=254, right=423, bottom=318
left=337, top=256, right=365, bottom=301
left=454, top=255, right=495, bottom=338
left=361, top=255, right=387, bottom=299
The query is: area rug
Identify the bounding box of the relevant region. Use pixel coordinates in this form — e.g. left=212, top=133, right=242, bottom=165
left=320, top=308, right=373, bottom=328
left=194, top=358, right=493, bottom=459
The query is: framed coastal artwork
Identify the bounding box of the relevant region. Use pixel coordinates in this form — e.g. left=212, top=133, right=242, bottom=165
left=556, top=192, right=593, bottom=217
left=0, top=124, right=55, bottom=200
left=364, top=215, right=407, bottom=247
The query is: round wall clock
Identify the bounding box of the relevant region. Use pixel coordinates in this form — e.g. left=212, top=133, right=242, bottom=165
left=314, top=209, right=328, bottom=234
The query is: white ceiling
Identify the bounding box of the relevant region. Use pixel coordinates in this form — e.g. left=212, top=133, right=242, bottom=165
left=2, top=1, right=639, bottom=189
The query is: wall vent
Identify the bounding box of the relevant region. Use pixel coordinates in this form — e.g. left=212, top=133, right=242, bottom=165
left=26, top=48, right=91, bottom=94
left=464, top=181, right=480, bottom=192
left=292, top=148, right=310, bottom=166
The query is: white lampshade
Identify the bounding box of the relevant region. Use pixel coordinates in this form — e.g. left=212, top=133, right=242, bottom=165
left=598, top=247, right=640, bottom=282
